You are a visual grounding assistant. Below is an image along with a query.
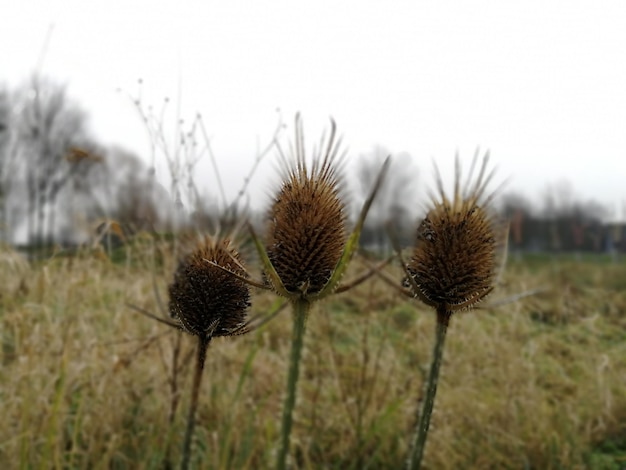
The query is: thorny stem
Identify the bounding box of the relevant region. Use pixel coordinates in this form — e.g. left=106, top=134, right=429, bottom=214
left=164, top=331, right=184, bottom=470
left=407, top=309, right=450, bottom=470
left=181, top=334, right=211, bottom=470
left=168, top=332, right=185, bottom=427
left=276, top=299, right=311, bottom=470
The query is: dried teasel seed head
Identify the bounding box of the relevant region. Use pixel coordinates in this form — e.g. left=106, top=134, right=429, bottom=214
left=406, top=154, right=506, bottom=315
left=266, top=116, right=348, bottom=296
left=169, top=237, right=251, bottom=337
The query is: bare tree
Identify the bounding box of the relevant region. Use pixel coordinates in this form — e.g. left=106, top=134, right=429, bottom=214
left=0, top=88, right=10, bottom=240
left=541, top=180, right=611, bottom=252
left=352, top=146, right=418, bottom=252
left=106, top=148, right=169, bottom=231
left=0, top=87, right=8, bottom=149
left=61, top=144, right=177, bottom=249
left=499, top=192, right=534, bottom=251
left=7, top=75, right=100, bottom=245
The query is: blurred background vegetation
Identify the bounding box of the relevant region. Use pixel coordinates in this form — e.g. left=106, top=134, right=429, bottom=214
left=1, top=74, right=625, bottom=259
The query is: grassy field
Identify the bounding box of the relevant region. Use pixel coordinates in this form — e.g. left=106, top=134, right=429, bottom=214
left=0, top=241, right=625, bottom=469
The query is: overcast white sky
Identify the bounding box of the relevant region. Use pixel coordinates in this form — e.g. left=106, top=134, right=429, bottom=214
left=3, top=1, right=626, bottom=218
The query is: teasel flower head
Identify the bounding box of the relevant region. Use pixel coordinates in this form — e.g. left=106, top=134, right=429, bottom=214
left=405, top=154, right=507, bottom=323
left=264, top=115, right=348, bottom=298
left=169, top=236, right=251, bottom=338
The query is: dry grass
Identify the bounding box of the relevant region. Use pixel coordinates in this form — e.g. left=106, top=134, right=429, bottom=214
left=0, top=242, right=625, bottom=469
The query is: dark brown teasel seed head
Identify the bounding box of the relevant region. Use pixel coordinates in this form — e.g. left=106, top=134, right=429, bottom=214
left=169, top=237, right=251, bottom=337
left=266, top=119, right=347, bottom=296
left=406, top=156, right=505, bottom=314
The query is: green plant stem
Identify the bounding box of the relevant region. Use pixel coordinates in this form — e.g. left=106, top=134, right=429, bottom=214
left=181, top=334, right=211, bottom=470
left=276, top=299, right=311, bottom=470
left=407, top=309, right=450, bottom=470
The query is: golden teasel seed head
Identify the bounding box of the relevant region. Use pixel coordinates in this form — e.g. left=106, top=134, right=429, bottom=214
left=406, top=155, right=506, bottom=313
left=266, top=117, right=348, bottom=296
left=169, top=237, right=251, bottom=337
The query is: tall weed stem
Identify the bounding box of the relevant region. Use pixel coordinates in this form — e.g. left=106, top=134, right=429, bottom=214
left=407, top=309, right=450, bottom=470
left=276, top=299, right=311, bottom=470
left=181, top=334, right=211, bottom=470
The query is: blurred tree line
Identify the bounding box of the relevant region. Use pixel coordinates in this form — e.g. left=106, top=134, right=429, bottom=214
left=354, top=156, right=625, bottom=256
left=0, top=75, right=173, bottom=247
left=502, top=185, right=625, bottom=254
left=1, top=75, right=623, bottom=255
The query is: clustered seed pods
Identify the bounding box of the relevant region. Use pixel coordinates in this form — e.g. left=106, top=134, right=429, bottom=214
left=169, top=237, right=251, bottom=338
left=266, top=125, right=347, bottom=297
left=405, top=156, right=505, bottom=316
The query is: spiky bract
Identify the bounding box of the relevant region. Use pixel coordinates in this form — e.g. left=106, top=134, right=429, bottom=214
left=266, top=118, right=347, bottom=296
left=169, top=237, right=251, bottom=337
left=406, top=155, right=505, bottom=312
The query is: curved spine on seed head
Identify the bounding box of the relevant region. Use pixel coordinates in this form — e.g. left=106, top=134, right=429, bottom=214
left=405, top=153, right=507, bottom=319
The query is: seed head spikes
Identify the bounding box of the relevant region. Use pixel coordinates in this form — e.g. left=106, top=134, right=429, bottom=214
left=265, top=118, right=348, bottom=297
left=242, top=114, right=390, bottom=305
left=169, top=236, right=251, bottom=338
left=404, top=153, right=506, bottom=321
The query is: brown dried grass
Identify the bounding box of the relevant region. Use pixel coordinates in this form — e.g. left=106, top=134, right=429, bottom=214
left=0, top=244, right=624, bottom=469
